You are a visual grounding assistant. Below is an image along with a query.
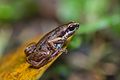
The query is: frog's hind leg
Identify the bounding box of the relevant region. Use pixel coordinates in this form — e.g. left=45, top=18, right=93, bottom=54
left=27, top=58, right=47, bottom=68
left=27, top=51, right=50, bottom=68
left=24, top=42, right=36, bottom=56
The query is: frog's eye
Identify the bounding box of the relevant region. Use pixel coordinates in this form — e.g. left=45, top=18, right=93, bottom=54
left=68, top=22, right=79, bottom=31
left=68, top=26, right=75, bottom=31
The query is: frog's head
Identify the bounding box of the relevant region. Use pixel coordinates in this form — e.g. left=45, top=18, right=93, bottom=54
left=66, top=22, right=79, bottom=33
left=61, top=22, right=79, bottom=38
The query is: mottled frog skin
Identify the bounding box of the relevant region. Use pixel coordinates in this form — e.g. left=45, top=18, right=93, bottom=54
left=24, top=22, right=79, bottom=68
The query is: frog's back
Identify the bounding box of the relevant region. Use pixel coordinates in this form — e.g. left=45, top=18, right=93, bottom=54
left=36, top=25, right=65, bottom=49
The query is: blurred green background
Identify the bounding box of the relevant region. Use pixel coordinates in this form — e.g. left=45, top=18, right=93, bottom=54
left=0, top=0, right=120, bottom=80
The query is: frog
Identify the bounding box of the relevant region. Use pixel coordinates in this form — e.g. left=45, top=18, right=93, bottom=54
left=24, top=22, right=79, bottom=68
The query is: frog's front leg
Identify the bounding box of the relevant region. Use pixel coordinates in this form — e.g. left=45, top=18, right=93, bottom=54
left=47, top=37, right=65, bottom=51
left=60, top=48, right=68, bottom=54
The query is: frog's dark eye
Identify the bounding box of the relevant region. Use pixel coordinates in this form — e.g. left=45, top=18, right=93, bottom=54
left=68, top=26, right=75, bottom=31
left=67, top=22, right=79, bottom=31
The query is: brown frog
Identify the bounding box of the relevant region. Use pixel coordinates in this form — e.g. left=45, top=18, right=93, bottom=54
left=24, top=22, right=79, bottom=68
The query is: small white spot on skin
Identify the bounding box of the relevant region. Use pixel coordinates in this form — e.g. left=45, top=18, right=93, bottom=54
left=46, top=51, right=50, bottom=55
left=56, top=44, right=61, bottom=49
